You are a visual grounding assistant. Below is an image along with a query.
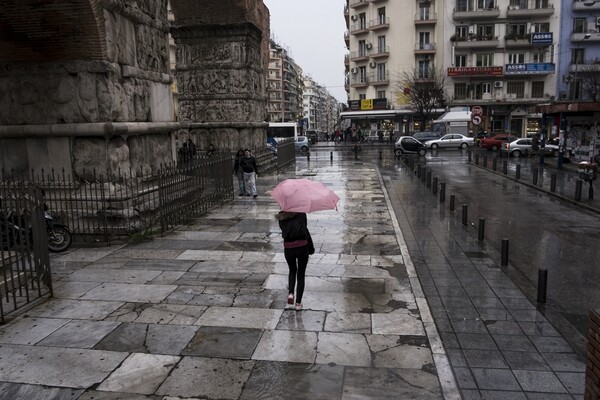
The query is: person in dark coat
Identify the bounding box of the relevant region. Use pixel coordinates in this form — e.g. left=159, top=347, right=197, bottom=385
left=233, top=149, right=246, bottom=196
left=239, top=149, right=258, bottom=198
left=276, top=211, right=311, bottom=310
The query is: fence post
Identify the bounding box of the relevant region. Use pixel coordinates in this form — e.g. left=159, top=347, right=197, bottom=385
left=516, top=164, right=521, bottom=180
left=450, top=194, right=455, bottom=211
left=440, top=182, right=446, bottom=203
left=575, top=180, right=582, bottom=201
left=492, top=157, right=497, bottom=171
left=503, top=160, right=508, bottom=174
left=532, top=166, right=538, bottom=186
left=550, top=173, right=557, bottom=192
left=432, top=177, right=438, bottom=194
left=462, top=204, right=468, bottom=226
left=478, top=218, right=485, bottom=241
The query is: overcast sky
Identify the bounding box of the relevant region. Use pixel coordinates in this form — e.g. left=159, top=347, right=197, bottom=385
left=263, top=0, right=348, bottom=104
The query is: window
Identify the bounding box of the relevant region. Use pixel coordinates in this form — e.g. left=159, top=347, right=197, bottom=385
left=532, top=51, right=545, bottom=63
left=474, top=82, right=492, bottom=99
left=377, top=63, right=387, bottom=81
left=419, top=32, right=431, bottom=48
left=359, top=40, right=367, bottom=56
left=359, top=66, right=367, bottom=83
left=418, top=60, right=431, bottom=78
left=508, top=53, right=525, bottom=63
left=359, top=94, right=366, bottom=100
left=377, top=35, right=386, bottom=52
left=359, top=13, right=367, bottom=30
left=534, top=0, right=548, bottom=8
left=377, top=90, right=386, bottom=99
left=456, top=26, right=469, bottom=39
left=573, top=18, right=586, bottom=34
left=454, top=83, right=468, bottom=100
left=477, top=0, right=495, bottom=10
left=572, top=48, right=584, bottom=64
left=456, top=0, right=468, bottom=12
left=476, top=53, right=494, bottom=66
left=506, top=81, right=525, bottom=98
left=377, top=7, right=386, bottom=24
left=531, top=23, right=550, bottom=33
left=418, top=3, right=430, bottom=20
left=455, top=54, right=467, bottom=67
left=476, top=24, right=495, bottom=39
left=507, top=23, right=527, bottom=37
left=510, top=0, right=527, bottom=8
left=531, top=81, right=544, bottom=98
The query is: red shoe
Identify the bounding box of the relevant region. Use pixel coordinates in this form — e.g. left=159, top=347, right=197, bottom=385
left=287, top=293, right=294, bottom=305
left=295, top=303, right=303, bottom=311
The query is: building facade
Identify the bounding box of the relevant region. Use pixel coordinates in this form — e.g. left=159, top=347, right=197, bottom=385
left=303, top=77, right=341, bottom=136
left=267, top=41, right=304, bottom=123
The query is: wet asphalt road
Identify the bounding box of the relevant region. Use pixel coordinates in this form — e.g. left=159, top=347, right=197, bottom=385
left=310, top=145, right=599, bottom=341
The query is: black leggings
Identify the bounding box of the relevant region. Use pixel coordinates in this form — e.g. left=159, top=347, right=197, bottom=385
left=284, top=246, right=309, bottom=303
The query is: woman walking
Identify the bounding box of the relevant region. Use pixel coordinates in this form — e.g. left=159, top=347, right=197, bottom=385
left=276, top=211, right=313, bottom=311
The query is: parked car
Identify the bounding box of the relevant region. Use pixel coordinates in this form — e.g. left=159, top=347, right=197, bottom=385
left=501, top=138, right=559, bottom=157
left=412, top=131, right=442, bottom=143
left=295, top=136, right=310, bottom=152
left=424, top=134, right=474, bottom=149
left=479, top=134, right=517, bottom=151
left=394, top=136, right=427, bottom=156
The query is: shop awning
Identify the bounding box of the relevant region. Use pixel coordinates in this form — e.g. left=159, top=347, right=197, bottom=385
left=339, top=109, right=414, bottom=119
left=432, top=110, right=472, bottom=123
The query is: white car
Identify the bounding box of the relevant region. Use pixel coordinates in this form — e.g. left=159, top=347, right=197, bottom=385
left=501, top=138, right=559, bottom=157
left=424, top=134, right=475, bottom=149
left=295, top=136, right=310, bottom=152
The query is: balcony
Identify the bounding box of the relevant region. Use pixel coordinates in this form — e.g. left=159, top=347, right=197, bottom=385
left=414, top=68, right=436, bottom=81
left=571, top=32, right=600, bottom=42
left=453, top=7, right=501, bottom=21
left=369, top=17, right=390, bottom=31
left=344, top=54, right=350, bottom=65
left=506, top=4, right=554, bottom=18
left=349, top=0, right=369, bottom=9
left=370, top=72, right=389, bottom=86
left=504, top=34, right=532, bottom=48
left=572, top=0, right=600, bottom=12
left=370, top=45, right=390, bottom=58
left=415, top=12, right=437, bottom=24
left=569, top=62, right=600, bottom=73
left=349, top=22, right=369, bottom=35
left=414, top=42, right=436, bottom=54
left=344, top=31, right=350, bottom=47
left=452, top=35, right=499, bottom=49
left=350, top=51, right=371, bottom=62
left=351, top=76, right=369, bottom=88
left=370, top=0, right=386, bottom=3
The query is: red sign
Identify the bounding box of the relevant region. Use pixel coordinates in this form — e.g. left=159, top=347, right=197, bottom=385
left=447, top=66, right=503, bottom=77
left=471, top=106, right=483, bottom=116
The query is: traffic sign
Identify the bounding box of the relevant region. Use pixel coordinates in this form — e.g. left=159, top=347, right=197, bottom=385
left=471, top=106, right=483, bottom=116
left=471, top=115, right=482, bottom=126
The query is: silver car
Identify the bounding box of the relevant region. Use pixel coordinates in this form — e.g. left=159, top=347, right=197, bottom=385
left=424, top=134, right=474, bottom=149
left=294, top=136, right=310, bottom=152
left=501, top=138, right=559, bottom=157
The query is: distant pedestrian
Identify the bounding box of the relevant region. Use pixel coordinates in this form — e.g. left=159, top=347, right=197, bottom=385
left=240, top=149, right=258, bottom=198
left=275, top=211, right=314, bottom=311
left=233, top=149, right=246, bottom=196
left=206, top=143, right=216, bottom=157
left=530, top=135, right=540, bottom=157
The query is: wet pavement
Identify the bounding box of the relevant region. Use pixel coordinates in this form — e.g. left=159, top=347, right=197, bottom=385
left=0, top=148, right=588, bottom=399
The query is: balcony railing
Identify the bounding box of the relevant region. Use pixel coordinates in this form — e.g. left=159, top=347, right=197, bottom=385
left=507, top=4, right=554, bottom=18
left=572, top=0, right=600, bottom=11
left=453, top=6, right=501, bottom=20
left=351, top=76, right=369, bottom=87
left=369, top=72, right=389, bottom=85
left=452, top=35, right=499, bottom=49
left=349, top=23, right=369, bottom=34
left=414, top=12, right=437, bottom=23
left=350, top=51, right=370, bottom=61
left=414, top=42, right=436, bottom=52
left=371, top=45, right=390, bottom=58
left=349, top=0, right=369, bottom=8
left=369, top=17, right=390, bottom=30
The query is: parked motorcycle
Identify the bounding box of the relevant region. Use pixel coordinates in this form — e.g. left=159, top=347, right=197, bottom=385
left=0, top=208, right=72, bottom=253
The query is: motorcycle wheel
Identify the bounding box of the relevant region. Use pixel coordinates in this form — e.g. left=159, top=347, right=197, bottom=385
left=47, top=226, right=72, bottom=253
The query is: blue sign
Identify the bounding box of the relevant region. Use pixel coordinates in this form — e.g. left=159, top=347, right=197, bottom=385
left=531, top=32, right=553, bottom=46
left=505, top=63, right=555, bottom=75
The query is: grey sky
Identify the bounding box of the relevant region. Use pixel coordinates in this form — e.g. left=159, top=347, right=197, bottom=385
left=263, top=0, right=348, bottom=104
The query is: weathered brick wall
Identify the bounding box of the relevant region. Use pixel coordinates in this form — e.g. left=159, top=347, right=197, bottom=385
left=587, top=310, right=600, bottom=399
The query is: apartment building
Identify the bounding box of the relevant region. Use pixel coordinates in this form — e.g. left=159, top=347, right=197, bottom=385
left=267, top=41, right=304, bottom=123
left=443, top=0, right=561, bottom=136
left=558, top=0, right=600, bottom=101
left=343, top=0, right=438, bottom=131
left=303, top=77, right=341, bottom=135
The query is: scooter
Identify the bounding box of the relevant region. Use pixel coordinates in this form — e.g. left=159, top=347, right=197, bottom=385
left=0, top=208, right=72, bottom=253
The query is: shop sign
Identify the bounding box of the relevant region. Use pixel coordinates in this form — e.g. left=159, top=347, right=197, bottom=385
left=447, top=66, right=503, bottom=77
left=347, top=98, right=388, bottom=111
left=531, top=32, right=553, bottom=46
left=505, top=63, right=555, bottom=75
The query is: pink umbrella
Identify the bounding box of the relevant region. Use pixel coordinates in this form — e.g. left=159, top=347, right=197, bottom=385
left=271, top=178, right=340, bottom=213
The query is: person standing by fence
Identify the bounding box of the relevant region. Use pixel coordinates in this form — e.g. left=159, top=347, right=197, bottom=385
left=240, top=149, right=258, bottom=198
left=233, top=149, right=246, bottom=196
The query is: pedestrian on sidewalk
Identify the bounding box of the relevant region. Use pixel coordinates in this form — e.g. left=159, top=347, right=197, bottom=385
left=275, top=211, right=314, bottom=311
left=530, top=135, right=540, bottom=157
left=233, top=149, right=246, bottom=196
left=240, top=149, right=258, bottom=198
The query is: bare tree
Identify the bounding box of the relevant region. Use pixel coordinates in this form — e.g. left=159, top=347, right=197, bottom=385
left=396, top=67, right=447, bottom=131
left=582, top=58, right=600, bottom=102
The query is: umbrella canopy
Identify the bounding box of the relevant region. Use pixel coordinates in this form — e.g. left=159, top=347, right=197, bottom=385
left=271, top=178, right=340, bottom=213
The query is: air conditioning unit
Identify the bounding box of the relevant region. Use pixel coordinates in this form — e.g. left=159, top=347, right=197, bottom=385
left=351, top=67, right=358, bottom=74
left=351, top=15, right=357, bottom=21
left=596, top=16, right=600, bottom=26
left=494, top=81, right=503, bottom=88
left=369, top=62, right=376, bottom=68
left=468, top=26, right=475, bottom=34
left=366, top=43, right=373, bottom=49
left=560, top=91, right=568, bottom=100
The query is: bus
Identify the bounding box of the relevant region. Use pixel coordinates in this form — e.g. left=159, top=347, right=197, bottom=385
left=267, top=122, right=299, bottom=140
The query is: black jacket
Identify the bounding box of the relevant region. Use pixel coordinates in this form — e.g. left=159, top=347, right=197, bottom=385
left=239, top=156, right=257, bottom=174
left=276, top=212, right=308, bottom=242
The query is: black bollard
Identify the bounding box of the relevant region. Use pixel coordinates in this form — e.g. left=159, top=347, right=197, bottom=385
left=516, top=164, right=521, bottom=180
left=478, top=218, right=485, bottom=242
left=532, top=167, right=538, bottom=186
left=537, top=269, right=547, bottom=303
left=483, top=155, right=488, bottom=168
left=379, top=151, right=382, bottom=160
left=307, top=152, right=310, bottom=162
left=426, top=170, right=432, bottom=188
left=575, top=180, right=582, bottom=201
left=462, top=204, right=468, bottom=226
left=330, top=152, right=333, bottom=162
left=590, top=182, right=594, bottom=200
left=501, top=238, right=509, bottom=266
left=475, top=153, right=480, bottom=165
left=492, top=157, right=497, bottom=171
left=417, top=165, right=422, bottom=178
left=440, top=182, right=446, bottom=203
left=468, top=150, right=472, bottom=163
left=450, top=194, right=455, bottom=211
left=432, top=177, right=438, bottom=194
left=503, top=160, right=508, bottom=174
left=550, top=173, right=557, bottom=192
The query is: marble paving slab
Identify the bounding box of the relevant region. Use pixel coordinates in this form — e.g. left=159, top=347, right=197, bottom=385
left=38, top=320, right=121, bottom=348
left=195, top=307, right=282, bottom=330
left=0, top=317, right=68, bottom=345
left=80, top=283, right=177, bottom=303
left=29, top=299, right=124, bottom=320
